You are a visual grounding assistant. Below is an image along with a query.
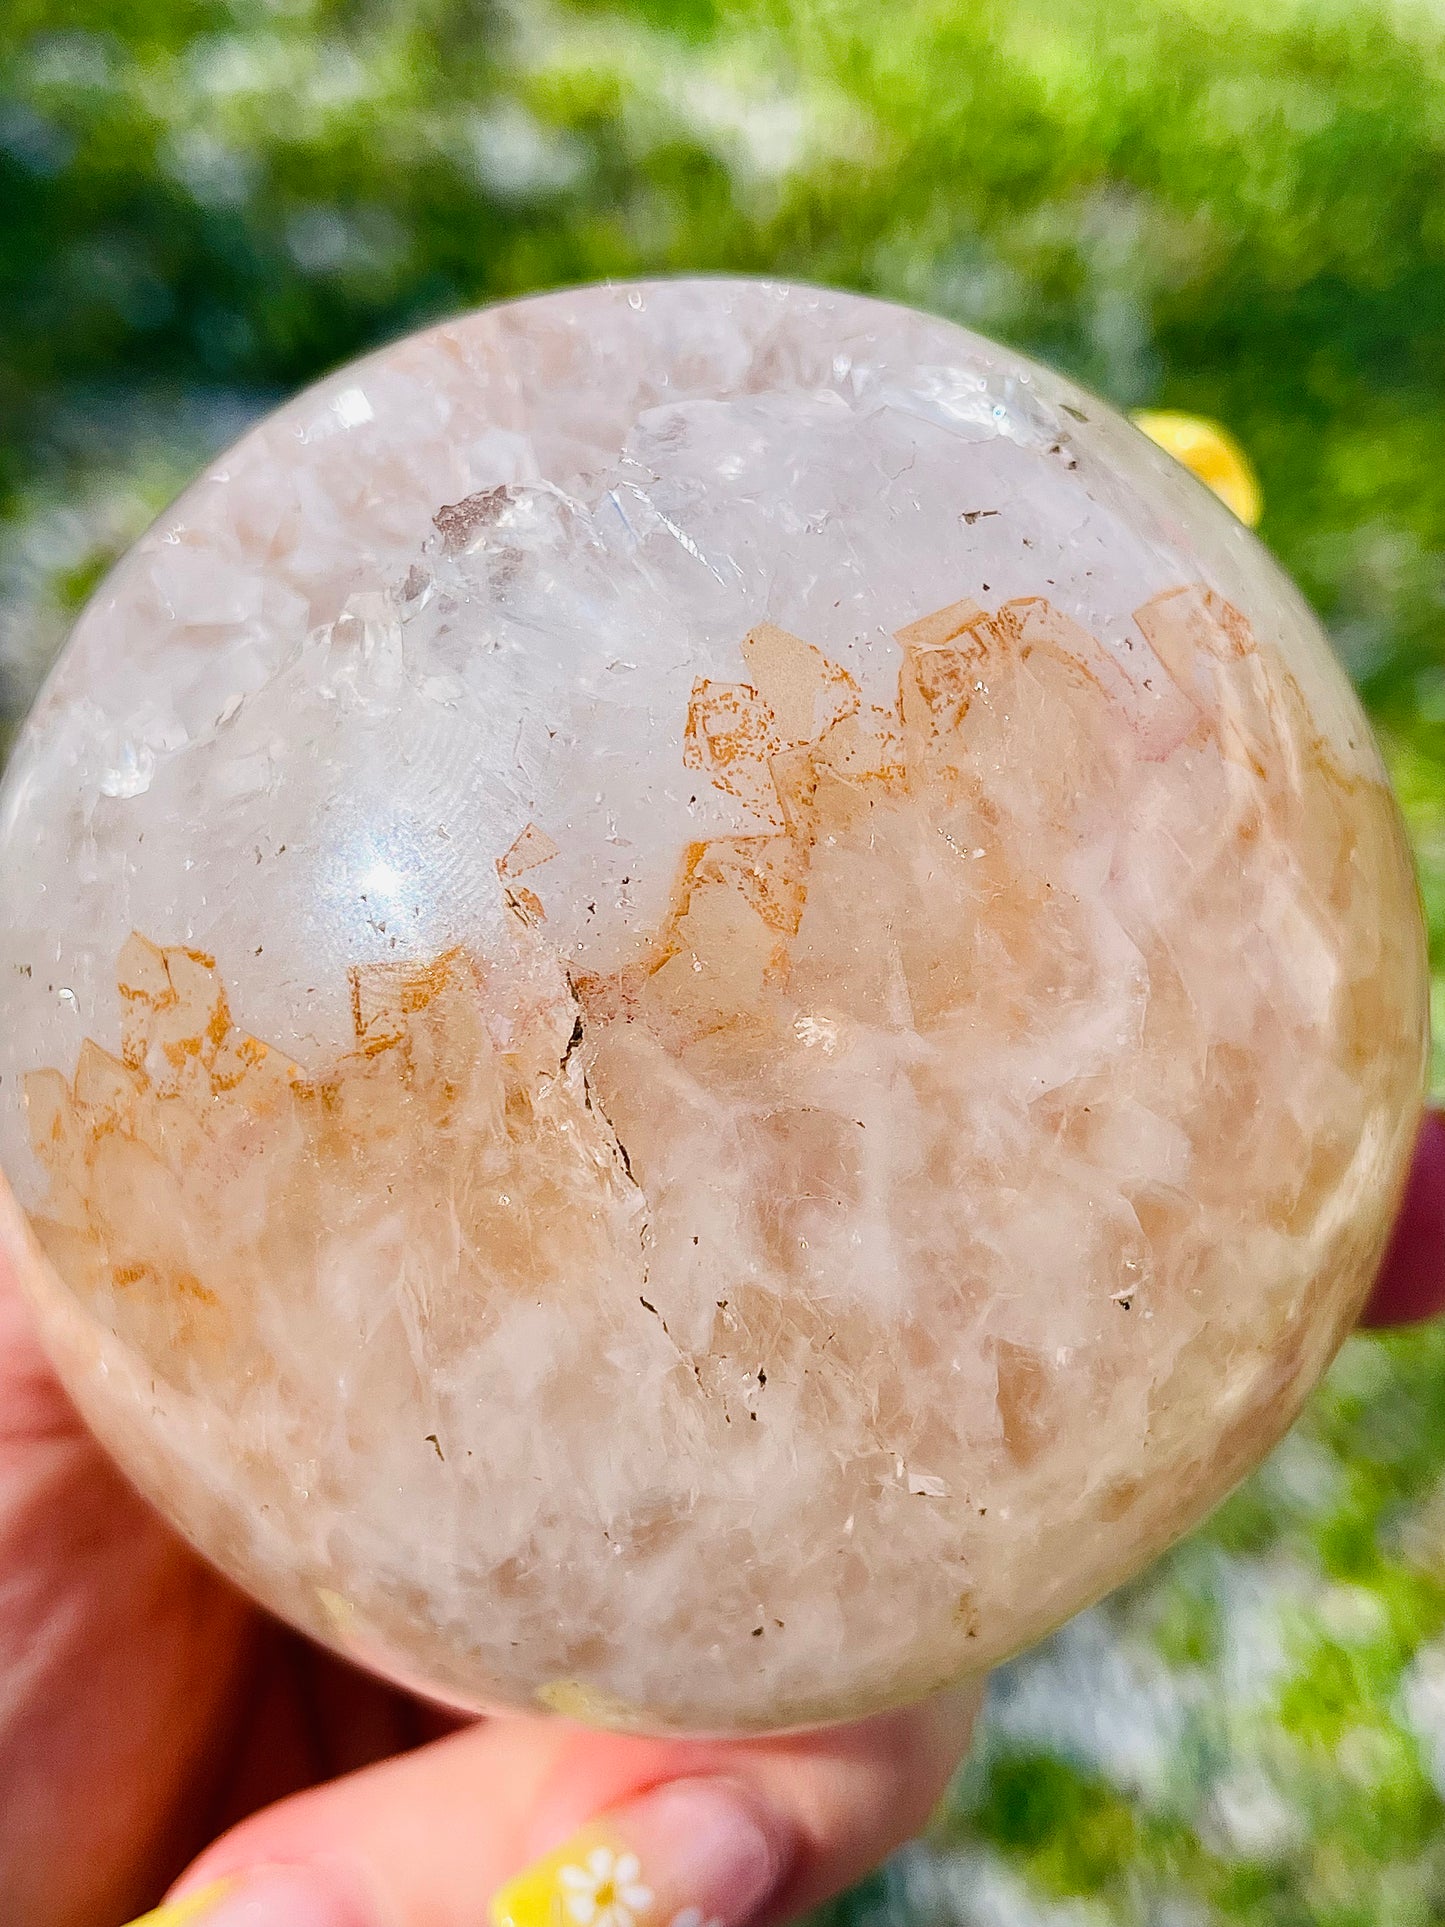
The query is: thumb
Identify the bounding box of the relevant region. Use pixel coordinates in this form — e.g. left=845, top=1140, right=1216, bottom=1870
left=133, top=1690, right=979, bottom=1927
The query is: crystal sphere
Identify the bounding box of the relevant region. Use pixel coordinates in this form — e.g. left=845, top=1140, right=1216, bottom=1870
left=0, top=281, right=1426, bottom=1734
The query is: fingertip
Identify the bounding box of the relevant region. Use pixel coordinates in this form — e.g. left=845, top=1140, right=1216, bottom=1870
left=164, top=1691, right=977, bottom=1927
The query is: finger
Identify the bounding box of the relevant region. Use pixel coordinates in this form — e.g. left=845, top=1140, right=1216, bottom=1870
left=136, top=1687, right=980, bottom=1927
left=1362, top=1107, right=1445, bottom=1327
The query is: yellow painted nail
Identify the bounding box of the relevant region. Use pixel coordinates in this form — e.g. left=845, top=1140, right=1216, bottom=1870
left=1132, top=409, right=1264, bottom=526
left=491, top=1829, right=651, bottom=1927
left=490, top=1781, right=786, bottom=1927
left=122, top=1881, right=235, bottom=1927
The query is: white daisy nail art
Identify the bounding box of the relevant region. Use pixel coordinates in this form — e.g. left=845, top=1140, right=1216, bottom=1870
left=557, top=1845, right=655, bottom=1927
left=668, top=1908, right=724, bottom=1927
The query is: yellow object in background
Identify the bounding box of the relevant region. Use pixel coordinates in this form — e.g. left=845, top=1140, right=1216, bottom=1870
left=1132, top=410, right=1264, bottom=526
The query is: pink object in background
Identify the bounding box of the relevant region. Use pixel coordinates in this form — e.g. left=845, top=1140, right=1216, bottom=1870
left=1365, top=1109, right=1445, bottom=1326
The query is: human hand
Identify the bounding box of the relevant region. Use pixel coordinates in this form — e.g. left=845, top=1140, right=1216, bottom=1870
left=3, top=1112, right=1441, bottom=1927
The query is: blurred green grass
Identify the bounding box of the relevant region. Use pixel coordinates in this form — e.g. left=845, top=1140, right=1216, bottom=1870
left=5, top=1, right=1445, bottom=1919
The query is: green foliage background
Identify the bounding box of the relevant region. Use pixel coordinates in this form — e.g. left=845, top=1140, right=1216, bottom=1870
left=5, top=0, right=1445, bottom=1918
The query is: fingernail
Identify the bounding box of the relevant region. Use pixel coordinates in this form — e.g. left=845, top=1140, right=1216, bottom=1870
left=125, top=1867, right=365, bottom=1927
left=123, top=1883, right=237, bottom=1927
left=491, top=1778, right=794, bottom=1927
left=123, top=1880, right=236, bottom=1927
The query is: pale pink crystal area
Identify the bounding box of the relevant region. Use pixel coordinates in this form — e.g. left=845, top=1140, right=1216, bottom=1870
left=0, top=282, right=1427, bottom=1734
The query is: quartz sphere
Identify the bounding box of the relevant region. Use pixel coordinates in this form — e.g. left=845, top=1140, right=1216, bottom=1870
left=0, top=280, right=1427, bottom=1735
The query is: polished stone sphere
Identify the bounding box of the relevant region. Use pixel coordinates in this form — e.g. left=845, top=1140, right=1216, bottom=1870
left=0, top=281, right=1426, bottom=1733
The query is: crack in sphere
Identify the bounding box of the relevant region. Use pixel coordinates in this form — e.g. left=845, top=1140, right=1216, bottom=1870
left=0, top=281, right=1427, bottom=1734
